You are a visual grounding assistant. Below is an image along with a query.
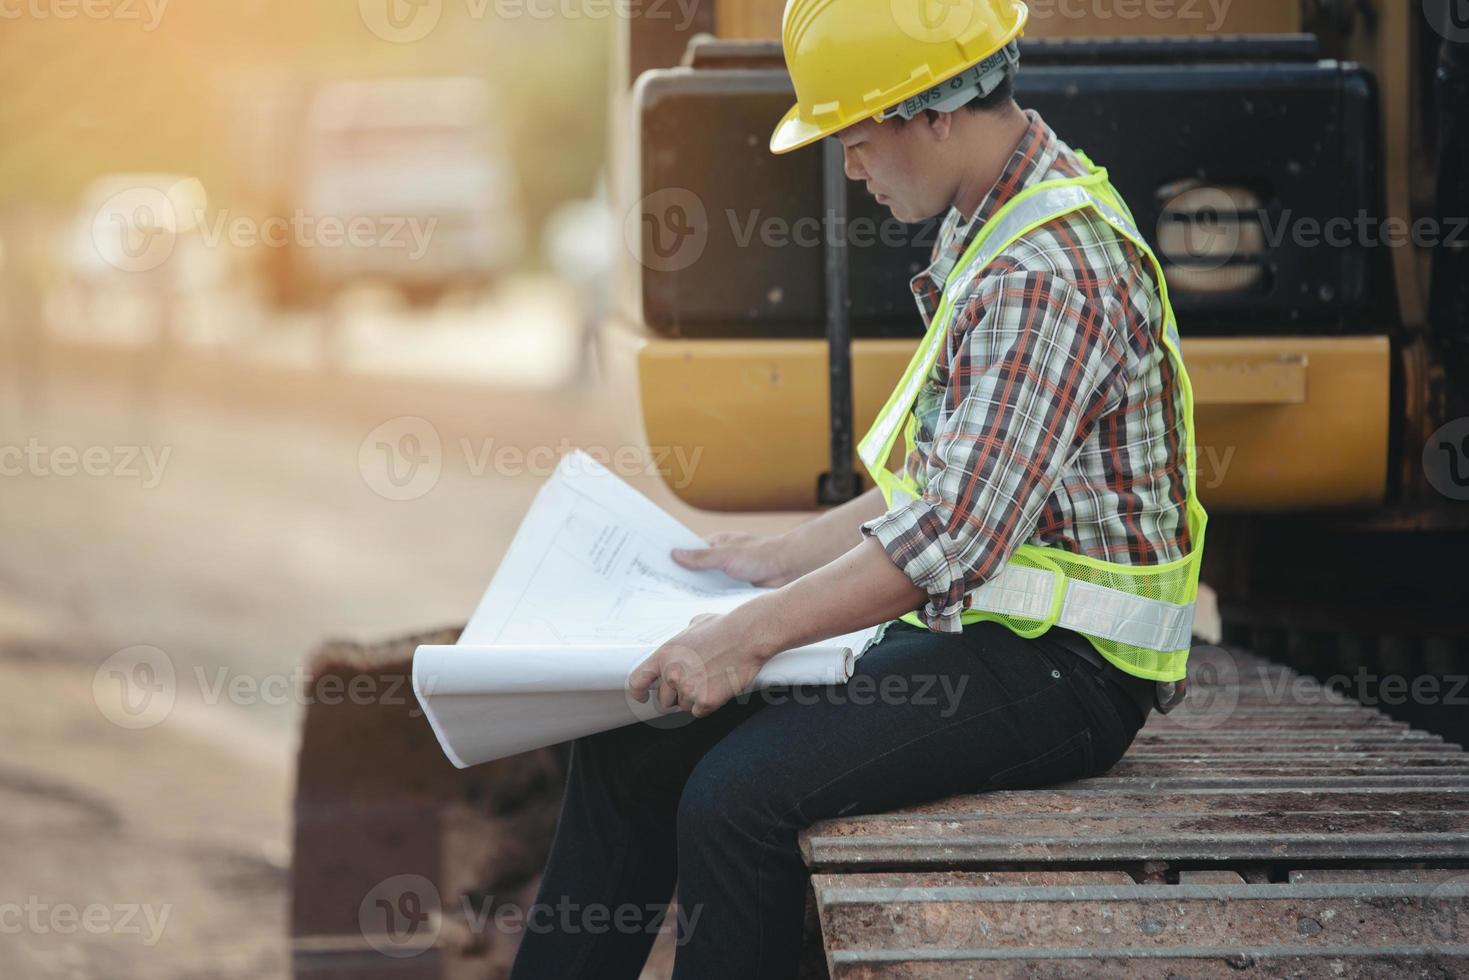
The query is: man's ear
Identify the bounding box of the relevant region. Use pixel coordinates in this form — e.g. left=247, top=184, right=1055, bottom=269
left=925, top=109, right=955, bottom=142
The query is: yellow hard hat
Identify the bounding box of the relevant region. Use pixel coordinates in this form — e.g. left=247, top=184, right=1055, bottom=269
left=770, top=0, right=1029, bottom=155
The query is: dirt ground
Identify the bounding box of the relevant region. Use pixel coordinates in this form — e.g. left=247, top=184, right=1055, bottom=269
left=0, top=304, right=793, bottom=979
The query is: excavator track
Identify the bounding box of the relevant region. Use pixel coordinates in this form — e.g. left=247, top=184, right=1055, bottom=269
left=802, top=647, right=1469, bottom=977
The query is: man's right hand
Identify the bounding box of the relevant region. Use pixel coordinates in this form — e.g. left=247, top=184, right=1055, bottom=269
left=671, top=532, right=797, bottom=588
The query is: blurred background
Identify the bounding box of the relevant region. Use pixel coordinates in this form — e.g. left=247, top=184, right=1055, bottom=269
left=0, top=4, right=688, bottom=978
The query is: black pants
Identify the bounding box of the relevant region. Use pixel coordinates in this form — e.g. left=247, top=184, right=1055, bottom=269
left=508, top=620, right=1149, bottom=980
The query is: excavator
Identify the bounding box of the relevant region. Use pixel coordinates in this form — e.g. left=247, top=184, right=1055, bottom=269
left=608, top=0, right=1469, bottom=744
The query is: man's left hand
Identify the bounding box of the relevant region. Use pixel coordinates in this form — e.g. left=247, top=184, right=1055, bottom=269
left=627, top=612, right=770, bottom=718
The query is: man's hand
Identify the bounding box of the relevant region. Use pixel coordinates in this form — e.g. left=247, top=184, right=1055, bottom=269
left=671, top=532, right=796, bottom=588
left=627, top=612, right=773, bottom=718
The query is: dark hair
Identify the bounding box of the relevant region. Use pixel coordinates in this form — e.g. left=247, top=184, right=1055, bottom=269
left=891, top=69, right=1016, bottom=127
left=965, top=70, right=1016, bottom=113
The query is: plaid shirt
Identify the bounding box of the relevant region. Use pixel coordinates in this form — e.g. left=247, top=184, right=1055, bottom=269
left=860, top=110, right=1193, bottom=633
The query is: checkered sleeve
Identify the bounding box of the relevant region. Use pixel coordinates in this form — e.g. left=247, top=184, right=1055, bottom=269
left=860, top=269, right=1130, bottom=632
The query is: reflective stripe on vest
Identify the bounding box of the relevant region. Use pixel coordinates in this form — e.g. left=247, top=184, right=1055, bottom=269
left=858, top=164, right=1205, bottom=663
left=956, top=564, right=1197, bottom=654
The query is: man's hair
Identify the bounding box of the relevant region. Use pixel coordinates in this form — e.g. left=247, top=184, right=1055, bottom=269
left=891, top=69, right=1016, bottom=127
left=965, top=70, right=1016, bottom=113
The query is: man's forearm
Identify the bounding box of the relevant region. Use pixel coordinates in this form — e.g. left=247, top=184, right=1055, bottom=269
left=776, top=486, right=890, bottom=580
left=734, top=536, right=927, bottom=660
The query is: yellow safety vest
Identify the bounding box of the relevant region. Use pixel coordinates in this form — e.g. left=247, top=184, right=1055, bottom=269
left=857, top=157, right=1208, bottom=683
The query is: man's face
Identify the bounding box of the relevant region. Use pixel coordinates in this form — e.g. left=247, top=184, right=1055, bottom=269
left=837, top=115, right=952, bottom=224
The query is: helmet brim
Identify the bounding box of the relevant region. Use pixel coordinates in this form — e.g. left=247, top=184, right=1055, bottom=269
left=769, top=103, right=841, bottom=155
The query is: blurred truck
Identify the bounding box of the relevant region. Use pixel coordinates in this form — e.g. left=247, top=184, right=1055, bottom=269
left=270, top=76, right=523, bottom=307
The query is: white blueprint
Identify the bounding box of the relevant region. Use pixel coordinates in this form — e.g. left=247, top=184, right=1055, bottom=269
left=413, top=451, right=880, bottom=767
